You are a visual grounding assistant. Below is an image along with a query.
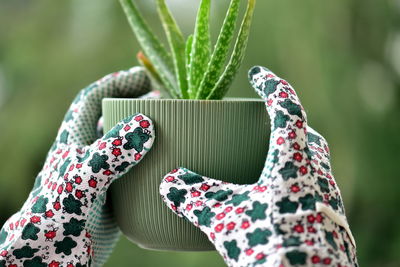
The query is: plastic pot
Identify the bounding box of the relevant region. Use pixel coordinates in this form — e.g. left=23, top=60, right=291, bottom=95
left=102, top=98, right=269, bottom=251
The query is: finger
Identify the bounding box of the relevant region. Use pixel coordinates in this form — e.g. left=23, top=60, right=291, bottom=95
left=248, top=66, right=310, bottom=185
left=159, top=168, right=241, bottom=232
left=55, top=67, right=151, bottom=147
left=80, top=113, right=155, bottom=194
left=94, top=90, right=160, bottom=138
left=248, top=66, right=308, bottom=151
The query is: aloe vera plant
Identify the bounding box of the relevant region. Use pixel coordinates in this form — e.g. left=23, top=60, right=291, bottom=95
left=120, top=0, right=256, bottom=100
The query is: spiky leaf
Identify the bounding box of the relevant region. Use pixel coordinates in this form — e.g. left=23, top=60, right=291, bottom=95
left=137, top=51, right=162, bottom=84
left=120, top=0, right=177, bottom=97
left=156, top=0, right=188, bottom=98
left=185, top=35, right=193, bottom=76
left=207, top=0, right=256, bottom=100
left=188, top=0, right=211, bottom=98
left=195, top=0, right=241, bottom=99
left=137, top=51, right=174, bottom=98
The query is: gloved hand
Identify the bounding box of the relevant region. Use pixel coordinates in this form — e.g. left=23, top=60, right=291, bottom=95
left=160, top=66, right=358, bottom=266
left=0, top=67, right=155, bottom=267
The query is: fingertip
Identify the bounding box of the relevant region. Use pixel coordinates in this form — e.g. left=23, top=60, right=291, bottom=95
left=94, top=113, right=155, bottom=165
left=117, top=67, right=152, bottom=97
left=159, top=167, right=191, bottom=217
left=248, top=66, right=262, bottom=88
left=248, top=65, right=273, bottom=80
left=248, top=66, right=278, bottom=97
left=248, top=65, right=263, bottom=80
left=159, top=167, right=197, bottom=193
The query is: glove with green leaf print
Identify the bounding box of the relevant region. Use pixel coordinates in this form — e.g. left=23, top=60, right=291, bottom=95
left=160, top=66, right=358, bottom=267
left=0, top=67, right=155, bottom=267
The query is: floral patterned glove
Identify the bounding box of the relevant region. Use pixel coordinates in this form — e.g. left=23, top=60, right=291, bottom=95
left=160, top=66, right=358, bottom=267
left=0, top=67, right=155, bottom=267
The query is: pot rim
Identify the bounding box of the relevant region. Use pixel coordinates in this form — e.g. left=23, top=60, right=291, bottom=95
left=103, top=97, right=264, bottom=103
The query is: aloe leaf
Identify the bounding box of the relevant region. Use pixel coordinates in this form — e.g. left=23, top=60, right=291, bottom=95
left=207, top=0, right=256, bottom=100
left=156, top=0, right=188, bottom=99
left=195, top=0, right=241, bottom=100
left=137, top=51, right=175, bottom=98
left=185, top=35, right=193, bottom=74
left=188, top=0, right=211, bottom=98
left=137, top=51, right=163, bottom=84
left=120, top=0, right=178, bottom=98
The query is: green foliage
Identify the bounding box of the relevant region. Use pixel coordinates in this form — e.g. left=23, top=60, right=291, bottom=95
left=120, top=0, right=256, bottom=100
left=188, top=0, right=211, bottom=98
left=119, top=0, right=177, bottom=97
left=195, top=0, right=241, bottom=99
left=205, top=0, right=256, bottom=100
left=156, top=0, right=188, bottom=98
left=185, top=35, right=193, bottom=80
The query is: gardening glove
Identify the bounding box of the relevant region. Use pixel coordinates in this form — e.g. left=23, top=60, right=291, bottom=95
left=160, top=66, right=358, bottom=267
left=0, top=67, right=155, bottom=267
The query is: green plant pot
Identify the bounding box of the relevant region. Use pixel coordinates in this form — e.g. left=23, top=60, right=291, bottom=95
left=102, top=98, right=269, bottom=251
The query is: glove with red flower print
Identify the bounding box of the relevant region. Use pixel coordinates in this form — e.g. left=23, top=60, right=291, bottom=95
left=160, top=66, right=358, bottom=267
left=0, top=67, right=155, bottom=267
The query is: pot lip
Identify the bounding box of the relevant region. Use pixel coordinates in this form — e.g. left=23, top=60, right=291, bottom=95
left=103, top=97, right=264, bottom=103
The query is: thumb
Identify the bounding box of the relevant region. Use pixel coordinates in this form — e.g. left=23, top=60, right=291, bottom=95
left=81, top=113, right=155, bottom=192
left=159, top=168, right=241, bottom=231
left=248, top=66, right=308, bottom=151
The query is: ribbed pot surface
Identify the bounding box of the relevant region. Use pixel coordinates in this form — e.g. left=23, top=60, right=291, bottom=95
left=102, top=98, right=269, bottom=251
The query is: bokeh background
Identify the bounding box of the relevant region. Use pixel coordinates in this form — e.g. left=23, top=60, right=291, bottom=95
left=0, top=0, right=399, bottom=266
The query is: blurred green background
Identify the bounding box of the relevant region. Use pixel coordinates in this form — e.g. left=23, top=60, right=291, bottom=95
left=0, top=0, right=399, bottom=266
